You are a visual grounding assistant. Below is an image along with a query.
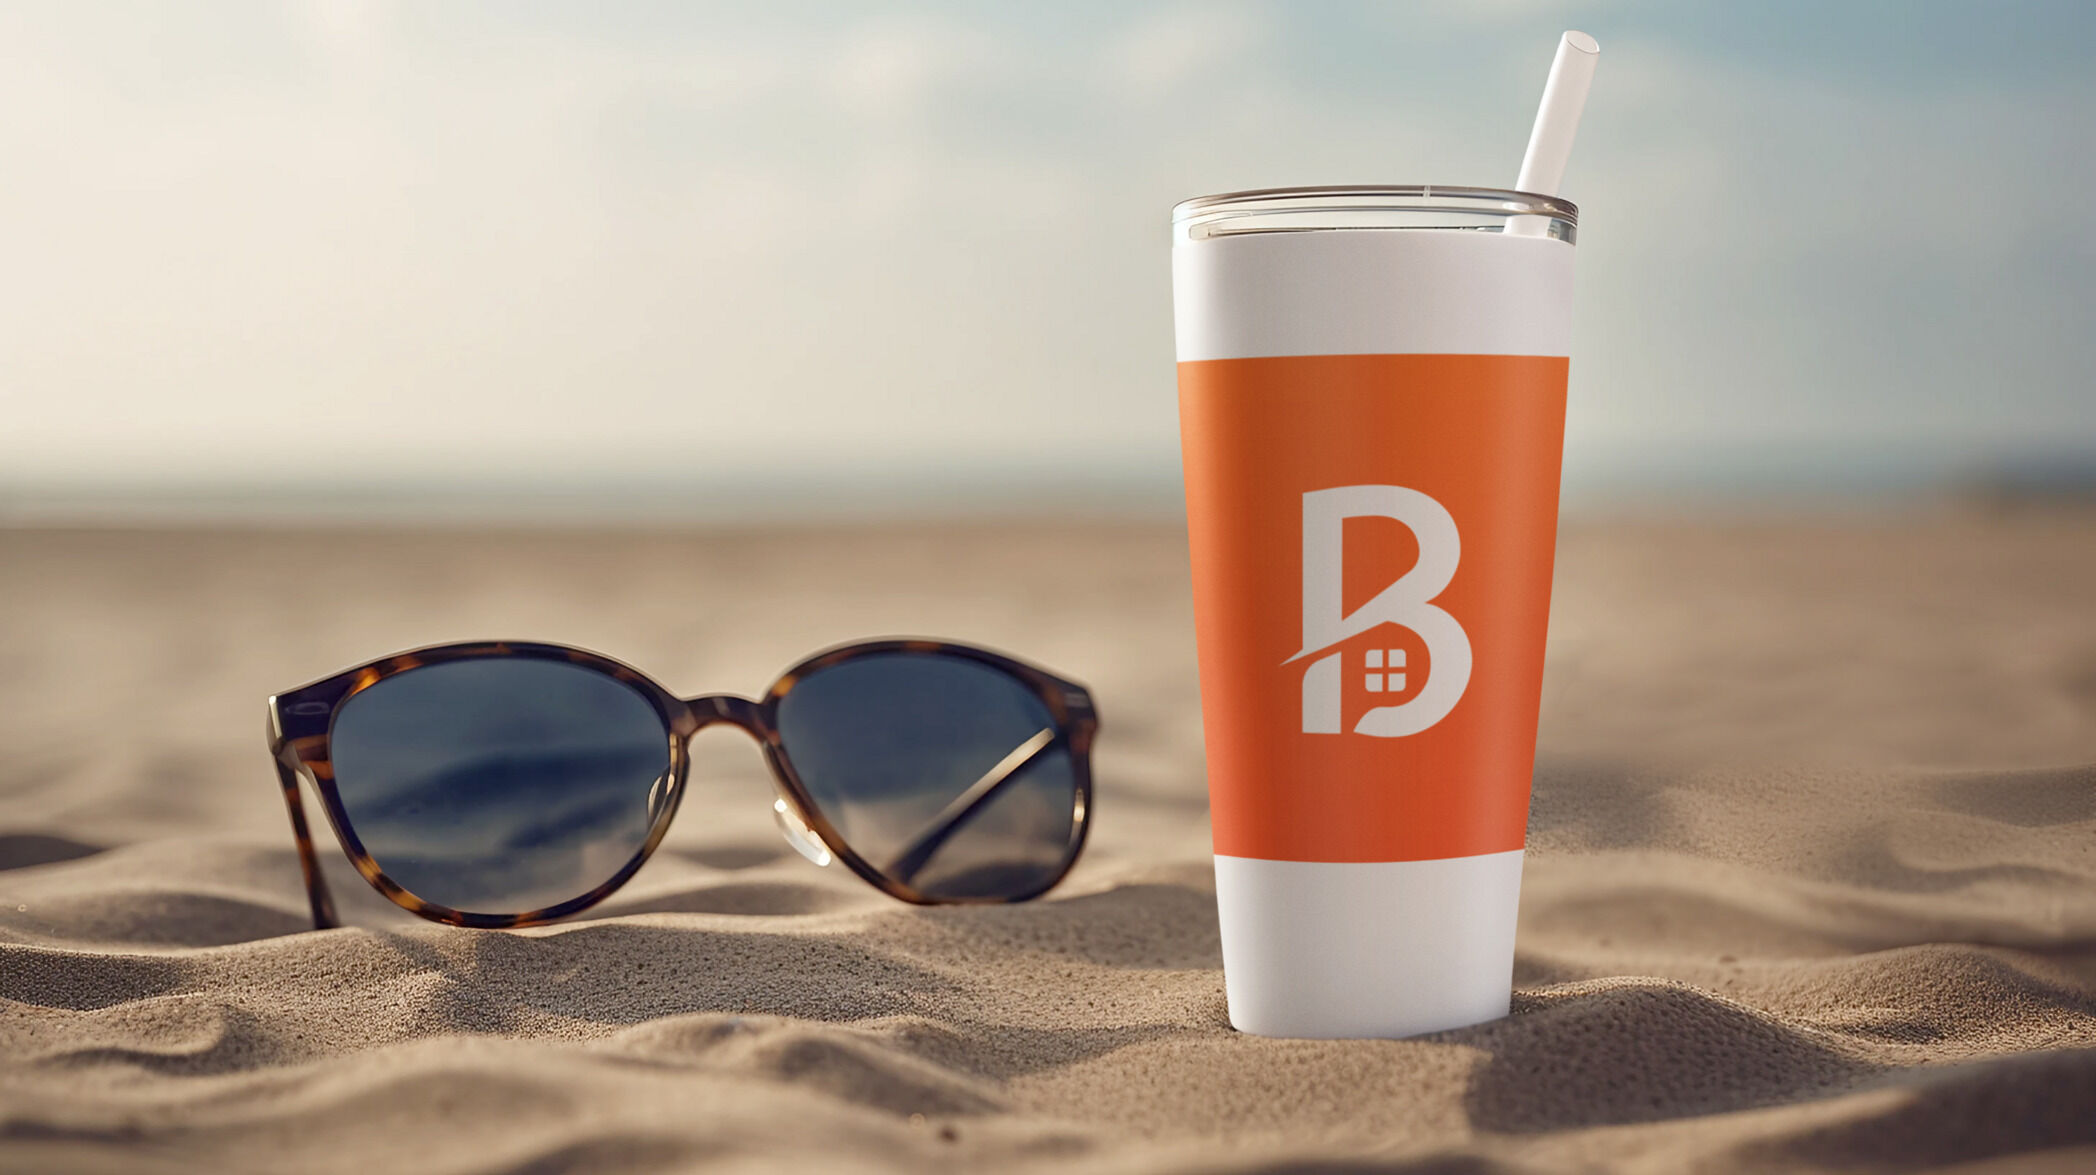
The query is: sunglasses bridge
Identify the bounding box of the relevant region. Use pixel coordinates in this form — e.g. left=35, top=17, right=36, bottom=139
left=678, top=693, right=834, bottom=868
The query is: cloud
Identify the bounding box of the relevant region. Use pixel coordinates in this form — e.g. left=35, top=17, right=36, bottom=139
left=829, top=17, right=1008, bottom=118
left=1101, top=4, right=1265, bottom=99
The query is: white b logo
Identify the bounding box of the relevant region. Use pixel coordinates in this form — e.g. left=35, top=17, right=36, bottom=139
left=1286, top=485, right=1472, bottom=737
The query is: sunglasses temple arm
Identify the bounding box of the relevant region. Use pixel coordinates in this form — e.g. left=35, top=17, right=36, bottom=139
left=273, top=755, right=341, bottom=930
left=884, top=728, right=1056, bottom=886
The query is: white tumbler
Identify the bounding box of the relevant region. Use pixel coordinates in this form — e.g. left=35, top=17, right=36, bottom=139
left=1173, top=186, right=1576, bottom=1037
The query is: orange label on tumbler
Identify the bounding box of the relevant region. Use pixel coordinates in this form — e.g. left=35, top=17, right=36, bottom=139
left=1179, top=354, right=1567, bottom=863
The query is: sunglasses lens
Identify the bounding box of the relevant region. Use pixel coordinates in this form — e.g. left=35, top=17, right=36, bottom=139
left=329, top=658, right=672, bottom=916
left=774, top=652, right=1081, bottom=900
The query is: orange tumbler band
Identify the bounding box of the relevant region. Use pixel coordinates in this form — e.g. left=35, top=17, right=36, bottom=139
left=1179, top=353, right=1567, bottom=863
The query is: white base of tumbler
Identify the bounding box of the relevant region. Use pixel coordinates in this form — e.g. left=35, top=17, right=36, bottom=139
left=1212, top=850, right=1525, bottom=1039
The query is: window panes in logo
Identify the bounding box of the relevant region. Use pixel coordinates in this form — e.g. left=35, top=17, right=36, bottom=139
left=1363, top=648, right=1407, bottom=693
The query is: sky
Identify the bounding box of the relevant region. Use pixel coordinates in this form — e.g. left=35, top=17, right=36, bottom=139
left=2, top=1, right=2093, bottom=515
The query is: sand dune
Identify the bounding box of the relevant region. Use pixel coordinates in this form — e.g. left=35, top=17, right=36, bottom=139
left=3, top=515, right=2095, bottom=1173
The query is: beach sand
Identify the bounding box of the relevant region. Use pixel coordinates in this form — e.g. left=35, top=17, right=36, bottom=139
left=3, top=513, right=2094, bottom=1173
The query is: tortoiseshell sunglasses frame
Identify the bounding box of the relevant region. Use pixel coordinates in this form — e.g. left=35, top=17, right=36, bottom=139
left=267, top=639, right=1098, bottom=930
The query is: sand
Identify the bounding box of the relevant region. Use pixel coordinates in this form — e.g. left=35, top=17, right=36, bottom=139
left=2, top=512, right=2094, bottom=1173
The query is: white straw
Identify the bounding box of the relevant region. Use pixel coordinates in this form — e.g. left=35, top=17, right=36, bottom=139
left=1506, top=31, right=1599, bottom=237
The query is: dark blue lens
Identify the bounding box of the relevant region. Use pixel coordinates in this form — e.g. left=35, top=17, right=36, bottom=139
left=774, top=653, right=1079, bottom=900
left=328, top=658, right=671, bottom=915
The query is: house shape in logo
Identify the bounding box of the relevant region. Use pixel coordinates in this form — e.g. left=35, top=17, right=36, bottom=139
left=1286, top=485, right=1473, bottom=738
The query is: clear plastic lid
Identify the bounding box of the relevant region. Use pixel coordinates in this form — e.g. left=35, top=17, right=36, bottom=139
left=1173, top=185, right=1576, bottom=244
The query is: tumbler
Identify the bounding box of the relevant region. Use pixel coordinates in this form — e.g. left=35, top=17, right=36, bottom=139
left=1173, top=186, right=1575, bottom=1038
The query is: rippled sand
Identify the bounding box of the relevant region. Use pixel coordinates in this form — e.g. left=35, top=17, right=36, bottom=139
left=3, top=514, right=2094, bottom=1173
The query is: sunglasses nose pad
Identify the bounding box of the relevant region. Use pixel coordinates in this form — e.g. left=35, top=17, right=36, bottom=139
left=772, top=798, right=833, bottom=867
left=646, top=770, right=672, bottom=823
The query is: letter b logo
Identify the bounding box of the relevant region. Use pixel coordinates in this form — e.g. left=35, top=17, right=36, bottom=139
left=1288, top=485, right=1472, bottom=737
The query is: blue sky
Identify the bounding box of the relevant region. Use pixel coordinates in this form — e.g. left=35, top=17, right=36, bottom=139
left=2, top=1, right=2092, bottom=509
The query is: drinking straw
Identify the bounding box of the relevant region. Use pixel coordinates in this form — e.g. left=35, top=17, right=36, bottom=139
left=1506, top=30, right=1599, bottom=237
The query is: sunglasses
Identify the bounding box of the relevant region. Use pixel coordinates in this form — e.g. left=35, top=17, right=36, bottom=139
left=266, top=639, right=1098, bottom=929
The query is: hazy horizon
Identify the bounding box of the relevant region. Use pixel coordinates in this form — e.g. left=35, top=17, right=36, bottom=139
left=6, top=438, right=2092, bottom=526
